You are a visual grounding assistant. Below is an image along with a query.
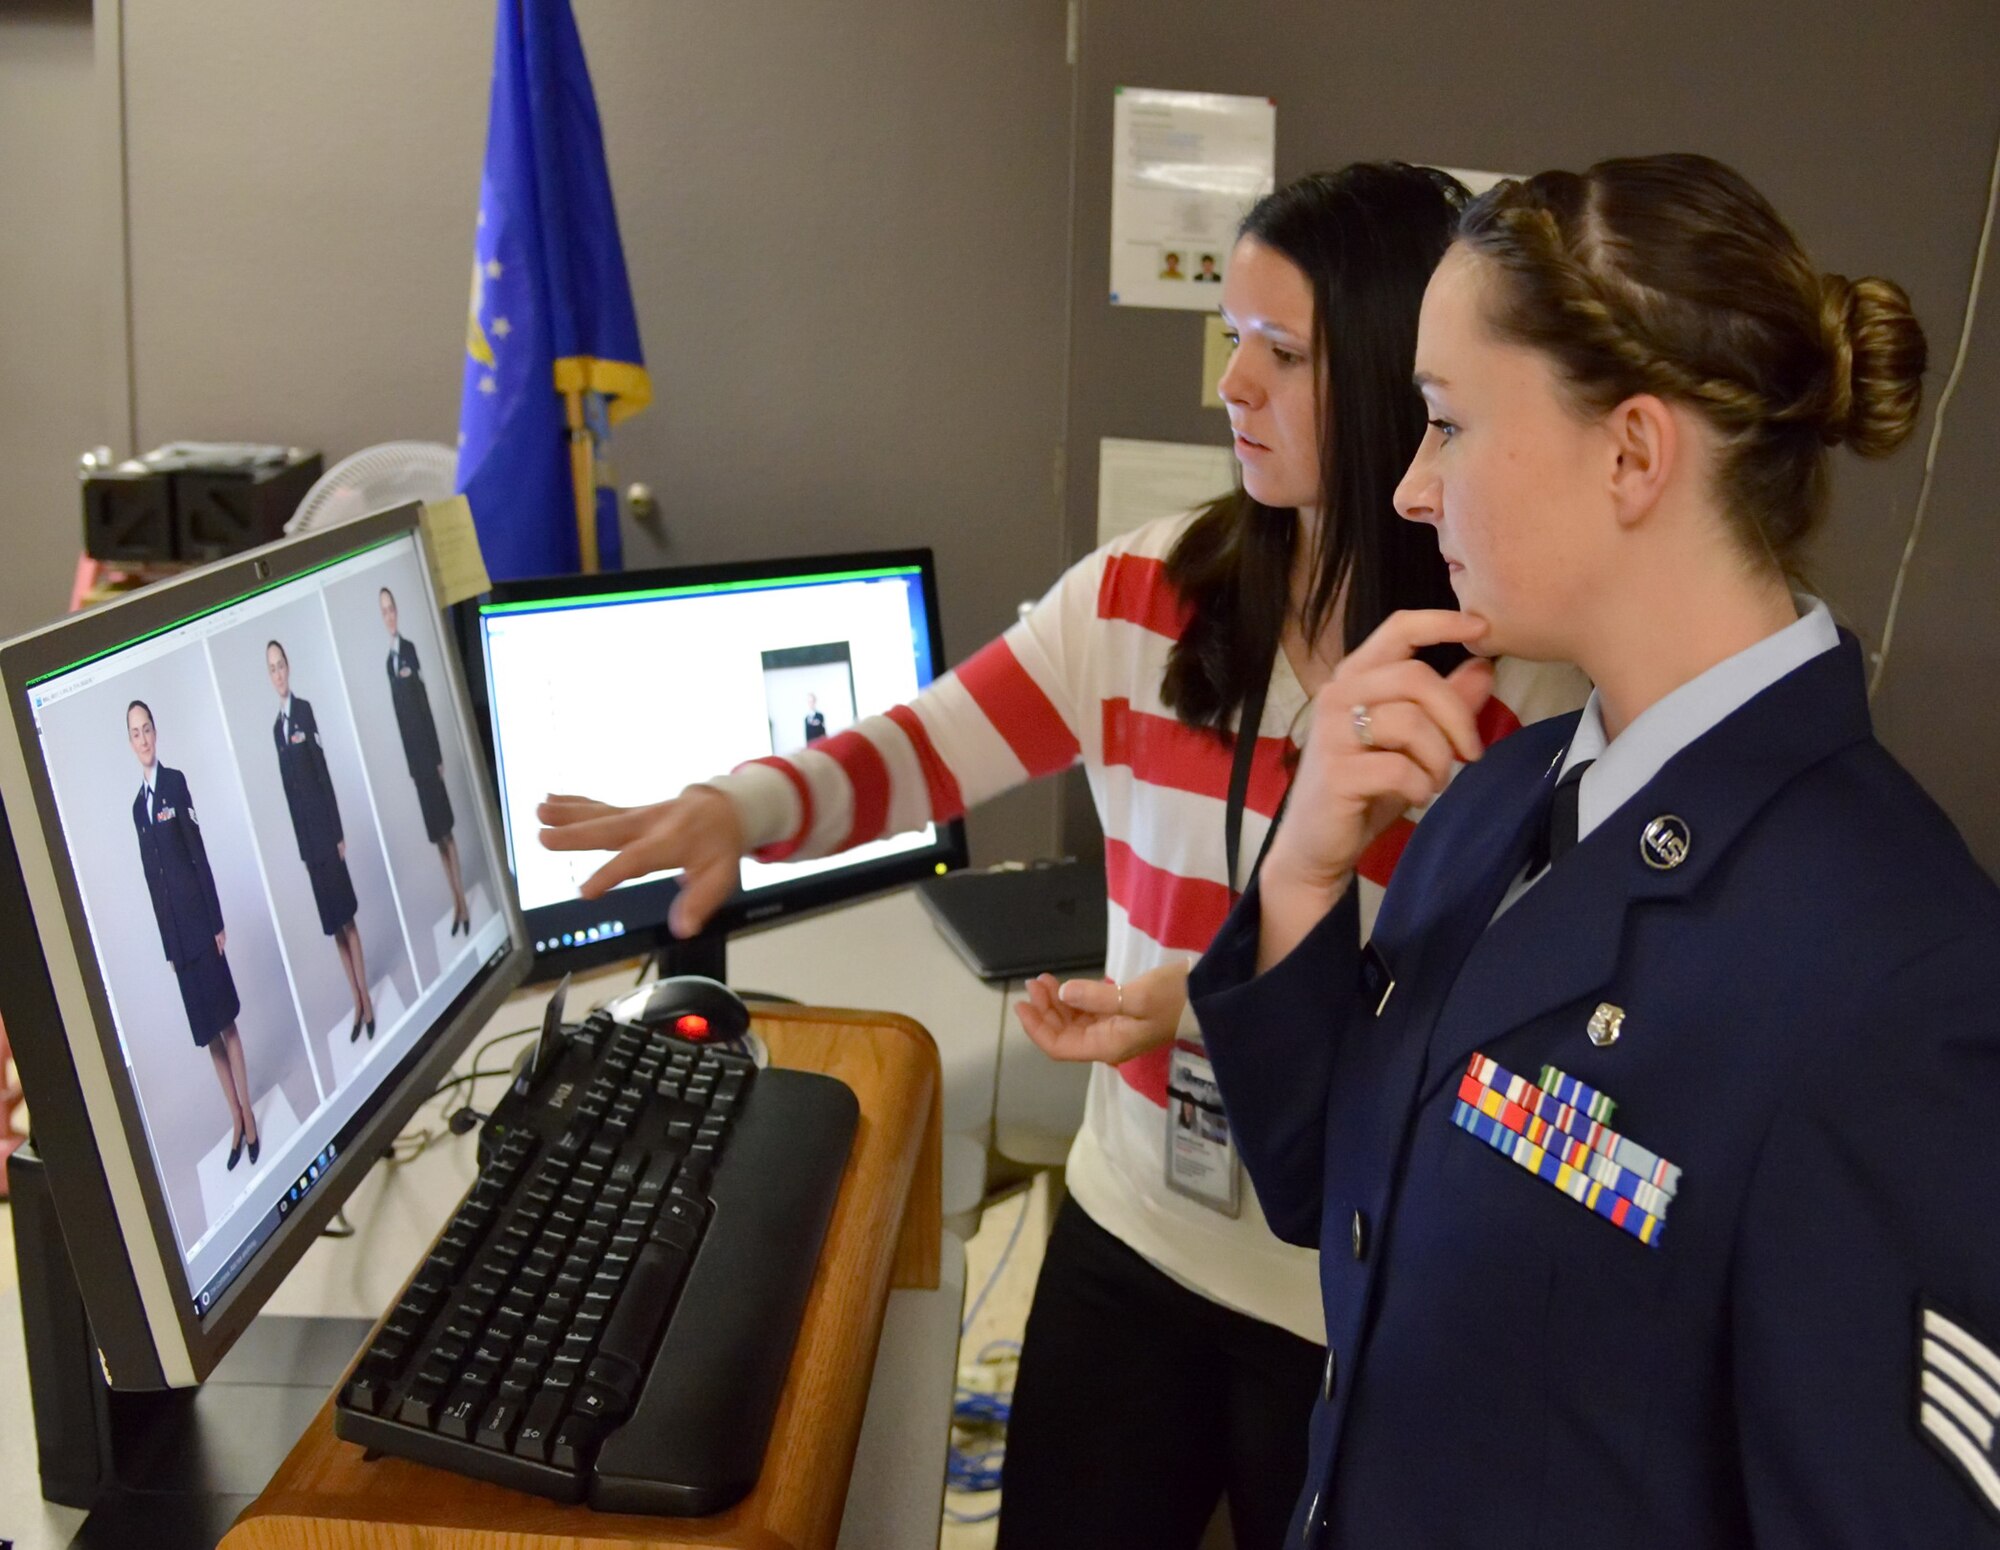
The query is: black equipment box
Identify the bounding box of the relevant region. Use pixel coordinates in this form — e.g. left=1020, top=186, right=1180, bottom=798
left=83, top=442, right=322, bottom=563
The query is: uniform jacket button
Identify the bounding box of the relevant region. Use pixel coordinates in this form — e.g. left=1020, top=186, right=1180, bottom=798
left=1350, top=1209, right=1367, bottom=1261
left=1321, top=1347, right=1338, bottom=1403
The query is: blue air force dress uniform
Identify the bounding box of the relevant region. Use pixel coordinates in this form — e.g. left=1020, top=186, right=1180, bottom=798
left=133, top=763, right=240, bottom=1046
left=387, top=636, right=453, bottom=845
left=274, top=694, right=357, bottom=936
left=1189, top=604, right=2000, bottom=1548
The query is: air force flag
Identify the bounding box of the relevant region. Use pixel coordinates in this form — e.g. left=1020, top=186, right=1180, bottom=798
left=457, top=0, right=650, bottom=579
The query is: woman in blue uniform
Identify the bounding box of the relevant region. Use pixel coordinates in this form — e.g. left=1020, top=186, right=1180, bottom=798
left=378, top=588, right=469, bottom=936
left=127, top=699, right=260, bottom=1169
left=266, top=640, right=374, bottom=1041
left=1189, top=154, right=2000, bottom=1547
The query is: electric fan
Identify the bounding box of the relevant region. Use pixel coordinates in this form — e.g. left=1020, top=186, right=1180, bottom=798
left=286, top=441, right=458, bottom=534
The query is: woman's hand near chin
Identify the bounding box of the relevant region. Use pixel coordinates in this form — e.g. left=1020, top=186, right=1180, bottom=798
left=1257, top=609, right=1495, bottom=970
left=1014, top=959, right=1191, bottom=1065
left=536, top=785, right=745, bottom=938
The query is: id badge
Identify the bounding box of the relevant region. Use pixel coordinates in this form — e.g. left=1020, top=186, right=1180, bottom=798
left=1166, top=1040, right=1240, bottom=1216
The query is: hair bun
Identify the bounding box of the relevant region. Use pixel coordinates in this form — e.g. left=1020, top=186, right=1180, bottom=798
left=1819, top=271, right=1928, bottom=456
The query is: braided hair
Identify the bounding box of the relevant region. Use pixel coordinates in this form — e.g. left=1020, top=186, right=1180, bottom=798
left=1456, top=154, right=1927, bottom=577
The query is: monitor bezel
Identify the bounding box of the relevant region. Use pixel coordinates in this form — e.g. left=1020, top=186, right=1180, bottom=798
left=0, top=504, right=531, bottom=1385
left=468, top=547, right=969, bottom=980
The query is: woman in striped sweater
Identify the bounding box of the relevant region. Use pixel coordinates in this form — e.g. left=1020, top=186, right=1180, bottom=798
left=541, top=164, right=1586, bottom=1549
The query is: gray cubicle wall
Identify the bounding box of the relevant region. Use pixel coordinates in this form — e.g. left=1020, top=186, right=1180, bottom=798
left=7, top=3, right=1997, bottom=874
left=1056, top=0, right=2000, bottom=875
left=0, top=1, right=108, bottom=651
left=6, top=0, right=1076, bottom=866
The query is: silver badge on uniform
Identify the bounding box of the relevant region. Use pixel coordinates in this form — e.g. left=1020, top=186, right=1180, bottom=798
left=1587, top=1003, right=1625, bottom=1048
left=1640, top=815, right=1691, bottom=870
left=1916, top=1302, right=2000, bottom=1519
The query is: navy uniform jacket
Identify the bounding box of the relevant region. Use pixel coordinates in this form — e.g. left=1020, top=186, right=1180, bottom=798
left=274, top=696, right=343, bottom=863
left=387, top=638, right=441, bottom=777
left=132, top=764, right=225, bottom=968
left=1190, top=638, right=2000, bottom=1548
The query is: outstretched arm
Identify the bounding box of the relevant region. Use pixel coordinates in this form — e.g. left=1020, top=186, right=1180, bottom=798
left=539, top=545, right=1116, bottom=933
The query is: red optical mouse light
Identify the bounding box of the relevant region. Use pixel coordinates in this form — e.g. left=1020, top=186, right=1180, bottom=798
left=675, top=1013, right=710, bottom=1038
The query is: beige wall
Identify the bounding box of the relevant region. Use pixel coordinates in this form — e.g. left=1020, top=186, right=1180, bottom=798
left=11, top=0, right=1078, bottom=863
left=0, top=0, right=109, bottom=641
left=5, top=2, right=1998, bottom=870
left=1058, top=0, right=2000, bottom=873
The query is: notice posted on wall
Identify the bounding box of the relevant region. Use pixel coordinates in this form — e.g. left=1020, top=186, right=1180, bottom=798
left=1110, top=87, right=1276, bottom=311
left=1097, top=437, right=1239, bottom=546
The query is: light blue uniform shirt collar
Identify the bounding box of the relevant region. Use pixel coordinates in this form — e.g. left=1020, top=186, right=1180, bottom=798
left=1562, top=596, right=1839, bottom=845
left=1494, top=598, right=1838, bottom=920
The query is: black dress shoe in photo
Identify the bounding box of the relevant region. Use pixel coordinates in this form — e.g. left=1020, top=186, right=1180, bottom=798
left=366, top=1016, right=377, bottom=1039
left=227, top=1133, right=244, bottom=1171
left=351, top=1013, right=363, bottom=1042
left=247, top=1134, right=260, bottom=1166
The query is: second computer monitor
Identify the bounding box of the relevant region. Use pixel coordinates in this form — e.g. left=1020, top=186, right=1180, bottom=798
left=0, top=506, right=528, bottom=1386
left=473, top=549, right=967, bottom=977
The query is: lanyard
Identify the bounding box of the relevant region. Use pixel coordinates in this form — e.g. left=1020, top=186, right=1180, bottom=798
left=1224, top=665, right=1291, bottom=895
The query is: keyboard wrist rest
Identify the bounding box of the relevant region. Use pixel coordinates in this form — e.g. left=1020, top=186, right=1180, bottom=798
left=589, top=1066, right=859, bottom=1516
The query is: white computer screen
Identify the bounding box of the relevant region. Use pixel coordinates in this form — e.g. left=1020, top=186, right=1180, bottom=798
left=22, top=533, right=512, bottom=1315
left=477, top=560, right=947, bottom=949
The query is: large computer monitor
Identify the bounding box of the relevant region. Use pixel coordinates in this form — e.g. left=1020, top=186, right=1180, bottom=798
left=470, top=549, right=968, bottom=981
left=0, top=505, right=530, bottom=1388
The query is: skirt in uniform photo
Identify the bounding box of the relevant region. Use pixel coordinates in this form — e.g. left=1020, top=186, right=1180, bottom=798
left=414, top=769, right=454, bottom=845
left=178, top=948, right=241, bottom=1047
left=307, top=854, right=359, bottom=935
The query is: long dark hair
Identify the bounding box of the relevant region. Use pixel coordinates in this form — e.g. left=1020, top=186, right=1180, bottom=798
left=1162, top=163, right=1468, bottom=730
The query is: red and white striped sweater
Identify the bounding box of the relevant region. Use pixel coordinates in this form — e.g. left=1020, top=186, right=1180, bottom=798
left=711, top=514, right=1589, bottom=1340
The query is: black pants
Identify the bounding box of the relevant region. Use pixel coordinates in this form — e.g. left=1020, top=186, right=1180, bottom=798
left=996, top=1196, right=1323, bottom=1550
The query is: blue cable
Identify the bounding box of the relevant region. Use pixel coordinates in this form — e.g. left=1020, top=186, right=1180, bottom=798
left=961, top=1191, right=1031, bottom=1336
left=944, top=1194, right=1033, bottom=1521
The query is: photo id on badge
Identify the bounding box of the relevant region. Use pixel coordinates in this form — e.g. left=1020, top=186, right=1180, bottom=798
left=1166, top=1040, right=1239, bottom=1215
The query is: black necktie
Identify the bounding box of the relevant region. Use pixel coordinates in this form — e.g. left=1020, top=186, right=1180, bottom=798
left=1529, top=758, right=1595, bottom=875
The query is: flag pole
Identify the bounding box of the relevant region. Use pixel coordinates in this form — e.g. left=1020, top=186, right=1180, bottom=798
left=563, top=387, right=599, bottom=574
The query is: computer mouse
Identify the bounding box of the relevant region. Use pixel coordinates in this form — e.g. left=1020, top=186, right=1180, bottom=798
left=633, top=974, right=752, bottom=1043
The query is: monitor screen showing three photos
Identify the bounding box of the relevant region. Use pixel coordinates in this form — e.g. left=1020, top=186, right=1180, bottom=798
left=23, top=534, right=507, bottom=1314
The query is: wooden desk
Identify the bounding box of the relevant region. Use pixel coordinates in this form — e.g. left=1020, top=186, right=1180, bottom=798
left=222, top=1007, right=942, bottom=1550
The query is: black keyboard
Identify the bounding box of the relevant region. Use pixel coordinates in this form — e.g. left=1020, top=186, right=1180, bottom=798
left=333, top=1010, right=858, bottom=1515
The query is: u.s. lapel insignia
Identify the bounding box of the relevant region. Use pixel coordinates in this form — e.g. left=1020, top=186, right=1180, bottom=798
left=1916, top=1301, right=2000, bottom=1520
left=1450, top=1053, right=1680, bottom=1249
left=1587, top=1003, right=1625, bottom=1048
left=1640, top=815, right=1691, bottom=870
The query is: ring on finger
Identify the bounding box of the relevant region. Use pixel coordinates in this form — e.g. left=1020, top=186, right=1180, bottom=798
left=1116, top=982, right=1125, bottom=1017
left=1351, top=703, right=1376, bottom=749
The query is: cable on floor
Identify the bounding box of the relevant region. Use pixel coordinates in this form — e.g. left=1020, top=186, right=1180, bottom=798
left=944, top=1188, right=1033, bottom=1524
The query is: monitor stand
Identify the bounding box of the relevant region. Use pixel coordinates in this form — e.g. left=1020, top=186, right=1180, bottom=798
left=10, top=1143, right=371, bottom=1550
left=657, top=926, right=727, bottom=985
